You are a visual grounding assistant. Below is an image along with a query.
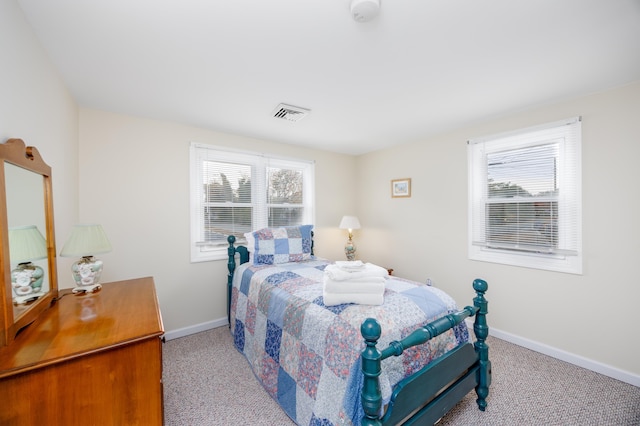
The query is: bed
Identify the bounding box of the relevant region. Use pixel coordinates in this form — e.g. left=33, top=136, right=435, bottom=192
left=226, top=227, right=490, bottom=426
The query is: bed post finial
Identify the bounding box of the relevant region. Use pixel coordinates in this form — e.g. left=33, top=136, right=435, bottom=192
left=472, top=278, right=490, bottom=411
left=361, top=318, right=383, bottom=426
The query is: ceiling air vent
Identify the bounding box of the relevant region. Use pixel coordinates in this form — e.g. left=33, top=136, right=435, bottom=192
left=272, top=103, right=310, bottom=122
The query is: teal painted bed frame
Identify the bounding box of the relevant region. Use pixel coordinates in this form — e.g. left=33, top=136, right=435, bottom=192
left=226, top=235, right=490, bottom=425
left=360, top=279, right=490, bottom=425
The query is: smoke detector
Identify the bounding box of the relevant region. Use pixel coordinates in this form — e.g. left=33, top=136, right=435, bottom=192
left=350, top=0, right=380, bottom=22
left=272, top=103, right=310, bottom=122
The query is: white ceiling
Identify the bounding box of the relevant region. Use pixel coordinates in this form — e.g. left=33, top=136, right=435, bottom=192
left=17, top=0, right=640, bottom=155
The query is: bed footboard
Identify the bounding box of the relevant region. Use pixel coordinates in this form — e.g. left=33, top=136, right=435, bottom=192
left=360, top=278, right=490, bottom=426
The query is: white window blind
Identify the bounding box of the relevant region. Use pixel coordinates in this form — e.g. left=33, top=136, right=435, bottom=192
left=190, top=143, right=315, bottom=262
left=468, top=117, right=582, bottom=274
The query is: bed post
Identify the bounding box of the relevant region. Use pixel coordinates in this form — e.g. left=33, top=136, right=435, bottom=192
left=227, top=235, right=237, bottom=327
left=472, top=278, right=490, bottom=411
left=360, top=318, right=383, bottom=426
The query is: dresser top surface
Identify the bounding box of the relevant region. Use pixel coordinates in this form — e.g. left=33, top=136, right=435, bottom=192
left=0, top=276, right=163, bottom=376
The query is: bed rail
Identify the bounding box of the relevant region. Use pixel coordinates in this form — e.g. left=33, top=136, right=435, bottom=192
left=360, top=278, right=489, bottom=426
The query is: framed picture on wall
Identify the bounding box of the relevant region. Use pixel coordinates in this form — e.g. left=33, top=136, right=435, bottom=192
left=391, top=178, right=411, bottom=198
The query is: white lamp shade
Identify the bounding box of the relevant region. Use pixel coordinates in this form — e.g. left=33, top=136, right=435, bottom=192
left=9, top=225, right=47, bottom=263
left=60, top=224, right=112, bottom=257
left=339, top=215, right=361, bottom=231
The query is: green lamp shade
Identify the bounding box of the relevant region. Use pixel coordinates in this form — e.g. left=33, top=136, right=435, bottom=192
left=60, top=224, right=112, bottom=257
left=9, top=225, right=47, bottom=264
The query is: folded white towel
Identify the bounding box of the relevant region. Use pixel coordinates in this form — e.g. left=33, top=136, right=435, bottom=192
left=335, top=260, right=365, bottom=270
left=324, top=263, right=389, bottom=281
left=323, top=275, right=385, bottom=294
left=323, top=291, right=384, bottom=306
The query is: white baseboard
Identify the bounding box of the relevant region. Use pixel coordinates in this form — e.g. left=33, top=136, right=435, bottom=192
left=465, top=318, right=639, bottom=388
left=163, top=317, right=228, bottom=341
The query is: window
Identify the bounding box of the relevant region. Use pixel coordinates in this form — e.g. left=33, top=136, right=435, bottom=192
left=468, top=117, right=582, bottom=274
left=190, top=143, right=315, bottom=262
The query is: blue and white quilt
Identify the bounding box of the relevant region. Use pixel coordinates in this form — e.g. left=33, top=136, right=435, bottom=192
left=230, top=259, right=469, bottom=426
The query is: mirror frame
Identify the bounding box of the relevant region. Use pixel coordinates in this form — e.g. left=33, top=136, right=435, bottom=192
left=0, top=138, right=58, bottom=346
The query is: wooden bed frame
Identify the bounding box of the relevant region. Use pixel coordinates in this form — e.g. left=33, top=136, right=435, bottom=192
left=226, top=235, right=490, bottom=425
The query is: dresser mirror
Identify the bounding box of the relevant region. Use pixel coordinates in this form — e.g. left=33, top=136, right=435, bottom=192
left=0, top=138, right=58, bottom=346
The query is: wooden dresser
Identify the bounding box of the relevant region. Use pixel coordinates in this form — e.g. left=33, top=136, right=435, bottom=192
left=0, top=277, right=164, bottom=425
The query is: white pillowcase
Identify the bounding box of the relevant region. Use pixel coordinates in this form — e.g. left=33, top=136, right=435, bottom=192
left=243, top=232, right=255, bottom=262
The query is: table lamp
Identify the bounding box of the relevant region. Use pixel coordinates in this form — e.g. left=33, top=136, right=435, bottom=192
left=9, top=225, right=47, bottom=304
left=339, top=215, right=361, bottom=261
left=60, top=224, right=112, bottom=293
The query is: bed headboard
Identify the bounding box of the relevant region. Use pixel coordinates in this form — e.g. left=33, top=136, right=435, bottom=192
left=226, top=231, right=315, bottom=267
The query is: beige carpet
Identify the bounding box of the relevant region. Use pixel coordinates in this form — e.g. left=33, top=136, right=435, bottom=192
left=163, top=326, right=639, bottom=425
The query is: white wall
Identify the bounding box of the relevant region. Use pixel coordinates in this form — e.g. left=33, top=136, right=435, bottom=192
left=8, top=0, right=638, bottom=382
left=78, top=108, right=357, bottom=334
left=356, top=81, right=640, bottom=377
left=0, top=1, right=79, bottom=274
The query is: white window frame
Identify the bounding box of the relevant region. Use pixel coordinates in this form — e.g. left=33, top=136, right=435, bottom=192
left=190, top=143, right=315, bottom=262
left=468, top=117, right=582, bottom=274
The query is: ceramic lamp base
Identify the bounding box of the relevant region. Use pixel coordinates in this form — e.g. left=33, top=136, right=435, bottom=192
left=71, top=256, right=103, bottom=288
left=11, top=262, right=45, bottom=301
left=344, top=238, right=356, bottom=261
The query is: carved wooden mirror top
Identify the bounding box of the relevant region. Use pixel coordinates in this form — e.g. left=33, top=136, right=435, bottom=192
left=0, top=138, right=58, bottom=346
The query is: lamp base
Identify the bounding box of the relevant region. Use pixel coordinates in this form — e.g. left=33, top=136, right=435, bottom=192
left=11, top=262, right=45, bottom=301
left=72, top=283, right=102, bottom=294
left=344, top=238, right=356, bottom=261
left=71, top=256, right=103, bottom=288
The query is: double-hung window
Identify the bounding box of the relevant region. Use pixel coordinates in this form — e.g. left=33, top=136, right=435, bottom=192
left=468, top=117, right=582, bottom=274
left=190, top=143, right=315, bottom=262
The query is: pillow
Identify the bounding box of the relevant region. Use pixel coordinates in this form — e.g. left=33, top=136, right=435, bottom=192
left=251, top=224, right=313, bottom=265
left=243, top=232, right=255, bottom=262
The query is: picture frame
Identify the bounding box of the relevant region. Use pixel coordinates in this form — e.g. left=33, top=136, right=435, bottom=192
left=391, top=178, right=411, bottom=198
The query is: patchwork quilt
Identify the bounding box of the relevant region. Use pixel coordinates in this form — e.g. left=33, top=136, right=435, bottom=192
left=230, top=259, right=469, bottom=426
